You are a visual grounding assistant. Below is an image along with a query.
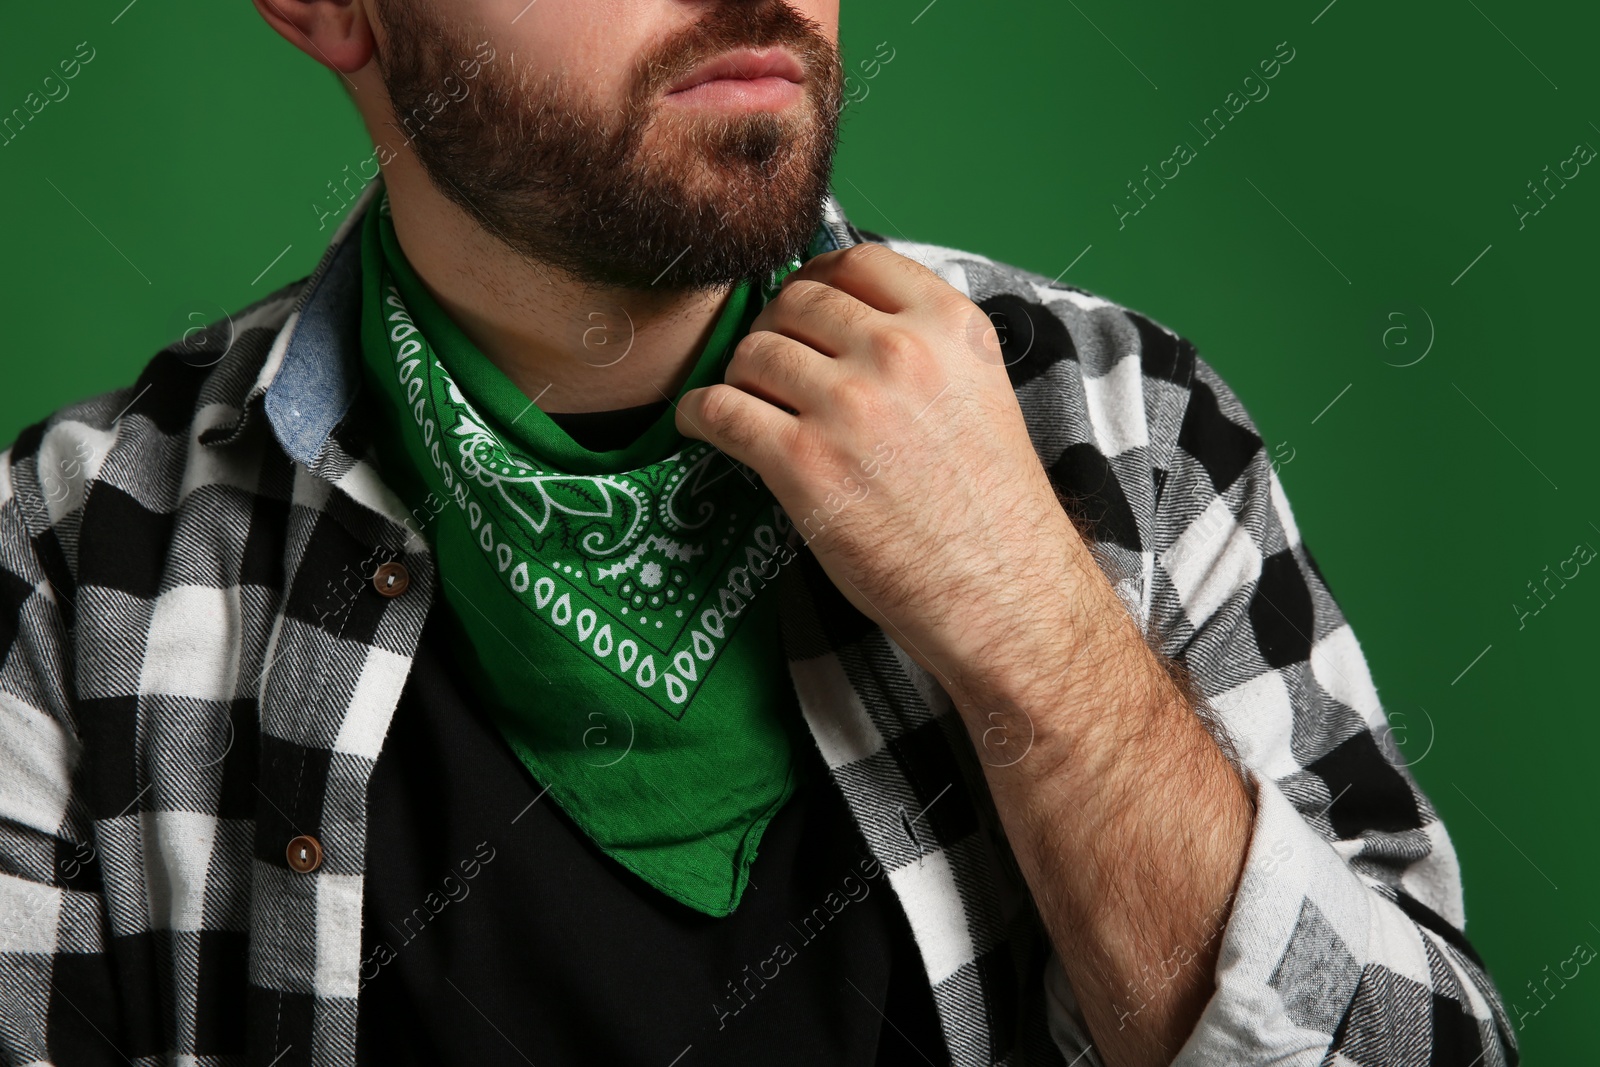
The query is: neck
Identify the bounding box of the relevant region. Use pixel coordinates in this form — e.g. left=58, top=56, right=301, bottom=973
left=378, top=167, right=735, bottom=415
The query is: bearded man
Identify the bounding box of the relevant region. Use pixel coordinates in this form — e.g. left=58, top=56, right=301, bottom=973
left=0, top=2, right=1514, bottom=1066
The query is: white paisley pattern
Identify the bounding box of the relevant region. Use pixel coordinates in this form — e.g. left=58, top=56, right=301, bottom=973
left=377, top=277, right=794, bottom=717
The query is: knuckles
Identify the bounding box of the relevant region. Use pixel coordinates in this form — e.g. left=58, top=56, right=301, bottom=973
left=833, top=241, right=959, bottom=306
left=785, top=422, right=835, bottom=478
left=728, top=329, right=773, bottom=369
left=799, top=241, right=901, bottom=299
left=867, top=326, right=924, bottom=370
left=695, top=383, right=742, bottom=436
left=778, top=278, right=832, bottom=305
left=693, top=383, right=796, bottom=456
left=826, top=375, right=880, bottom=421
left=729, top=332, right=805, bottom=391
left=769, top=278, right=833, bottom=324
left=837, top=241, right=889, bottom=271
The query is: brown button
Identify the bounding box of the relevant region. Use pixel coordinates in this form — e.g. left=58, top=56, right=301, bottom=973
left=372, top=561, right=410, bottom=598
left=286, top=834, right=323, bottom=874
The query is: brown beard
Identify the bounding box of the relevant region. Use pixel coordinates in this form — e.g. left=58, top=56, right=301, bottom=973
left=372, top=0, right=844, bottom=292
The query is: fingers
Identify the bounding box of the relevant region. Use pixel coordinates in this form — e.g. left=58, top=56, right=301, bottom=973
left=675, top=381, right=800, bottom=476
left=750, top=278, right=888, bottom=361
left=723, top=330, right=843, bottom=415
left=785, top=241, right=954, bottom=315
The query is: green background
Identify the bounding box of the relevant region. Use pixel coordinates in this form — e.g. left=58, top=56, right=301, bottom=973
left=2, top=0, right=1593, bottom=1058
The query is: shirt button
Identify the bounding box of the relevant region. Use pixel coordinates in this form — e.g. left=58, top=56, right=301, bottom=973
left=372, top=561, right=410, bottom=598
left=286, top=835, right=323, bottom=874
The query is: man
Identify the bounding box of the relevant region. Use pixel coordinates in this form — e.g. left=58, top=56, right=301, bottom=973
left=0, top=0, right=1515, bottom=1065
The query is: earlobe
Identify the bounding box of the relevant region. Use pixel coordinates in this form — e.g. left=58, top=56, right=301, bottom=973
left=252, top=0, right=376, bottom=77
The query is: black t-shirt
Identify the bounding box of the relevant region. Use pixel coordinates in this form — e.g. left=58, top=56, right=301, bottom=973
left=355, top=399, right=951, bottom=1066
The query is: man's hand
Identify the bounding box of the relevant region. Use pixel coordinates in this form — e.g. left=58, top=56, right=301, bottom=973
left=675, top=241, right=1080, bottom=695
left=678, top=240, right=1255, bottom=1067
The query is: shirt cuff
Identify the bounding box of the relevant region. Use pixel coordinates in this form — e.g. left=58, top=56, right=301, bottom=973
left=1169, top=770, right=1376, bottom=1067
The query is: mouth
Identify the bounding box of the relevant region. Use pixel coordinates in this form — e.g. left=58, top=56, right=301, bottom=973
left=663, top=47, right=805, bottom=109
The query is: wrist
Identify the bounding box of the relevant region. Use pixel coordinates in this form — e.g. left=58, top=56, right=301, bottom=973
left=942, top=550, right=1170, bottom=782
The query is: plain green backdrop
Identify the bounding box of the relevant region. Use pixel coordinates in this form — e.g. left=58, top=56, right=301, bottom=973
left=3, top=0, right=1595, bottom=1059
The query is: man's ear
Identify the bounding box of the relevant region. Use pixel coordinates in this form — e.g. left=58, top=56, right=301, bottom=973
left=252, top=0, right=376, bottom=78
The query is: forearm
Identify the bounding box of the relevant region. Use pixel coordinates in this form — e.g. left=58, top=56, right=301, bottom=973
left=681, top=233, right=1507, bottom=1062
left=945, top=528, right=1254, bottom=1067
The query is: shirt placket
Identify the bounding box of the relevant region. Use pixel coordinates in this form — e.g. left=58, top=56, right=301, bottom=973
left=246, top=449, right=436, bottom=1067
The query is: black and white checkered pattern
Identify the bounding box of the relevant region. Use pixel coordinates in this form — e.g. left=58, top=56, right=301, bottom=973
left=0, top=180, right=1515, bottom=1066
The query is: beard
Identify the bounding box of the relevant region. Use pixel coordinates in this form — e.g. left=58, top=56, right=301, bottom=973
left=372, top=0, right=844, bottom=292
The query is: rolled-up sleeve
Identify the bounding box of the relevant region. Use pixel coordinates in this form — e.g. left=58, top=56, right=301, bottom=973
left=1134, top=355, right=1518, bottom=1066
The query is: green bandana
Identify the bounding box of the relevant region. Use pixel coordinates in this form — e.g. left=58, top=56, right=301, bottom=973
left=358, top=189, right=821, bottom=917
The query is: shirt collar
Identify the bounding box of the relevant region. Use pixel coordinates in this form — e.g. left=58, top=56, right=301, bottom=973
left=248, top=176, right=861, bottom=470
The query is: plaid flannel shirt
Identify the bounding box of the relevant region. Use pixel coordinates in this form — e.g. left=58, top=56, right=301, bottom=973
left=0, top=177, right=1515, bottom=1067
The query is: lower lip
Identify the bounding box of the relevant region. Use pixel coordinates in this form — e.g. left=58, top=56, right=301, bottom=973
left=664, top=76, right=803, bottom=109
